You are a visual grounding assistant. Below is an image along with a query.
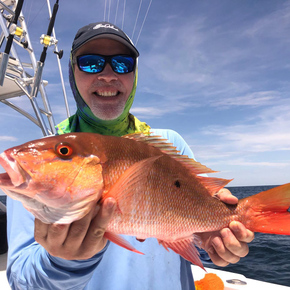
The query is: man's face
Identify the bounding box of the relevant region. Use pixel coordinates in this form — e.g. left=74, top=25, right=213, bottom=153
left=74, top=38, right=135, bottom=120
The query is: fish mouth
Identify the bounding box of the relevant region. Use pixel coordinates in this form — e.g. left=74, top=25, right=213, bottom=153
left=0, top=152, right=30, bottom=188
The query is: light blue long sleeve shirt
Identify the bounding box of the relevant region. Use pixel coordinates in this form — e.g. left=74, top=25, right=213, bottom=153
left=6, top=129, right=210, bottom=290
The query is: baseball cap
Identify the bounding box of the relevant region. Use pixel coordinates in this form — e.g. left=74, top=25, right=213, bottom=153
left=71, top=21, right=139, bottom=57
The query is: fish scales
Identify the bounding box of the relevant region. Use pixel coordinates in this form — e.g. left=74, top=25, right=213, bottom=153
left=101, top=142, right=247, bottom=238
left=0, top=132, right=290, bottom=269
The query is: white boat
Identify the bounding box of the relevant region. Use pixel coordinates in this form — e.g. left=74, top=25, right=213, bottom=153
left=191, top=265, right=290, bottom=290
left=0, top=253, right=9, bottom=290
left=0, top=1, right=289, bottom=290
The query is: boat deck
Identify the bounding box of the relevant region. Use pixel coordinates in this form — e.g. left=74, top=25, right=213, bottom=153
left=0, top=253, right=9, bottom=289
left=191, top=265, right=290, bottom=290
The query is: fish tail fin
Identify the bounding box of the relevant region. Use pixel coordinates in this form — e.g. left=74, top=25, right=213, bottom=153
left=243, top=183, right=290, bottom=235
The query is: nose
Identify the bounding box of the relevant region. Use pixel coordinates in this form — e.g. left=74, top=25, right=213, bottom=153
left=97, top=63, right=118, bottom=82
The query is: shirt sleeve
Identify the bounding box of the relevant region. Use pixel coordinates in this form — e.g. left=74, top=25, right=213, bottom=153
left=6, top=197, right=107, bottom=290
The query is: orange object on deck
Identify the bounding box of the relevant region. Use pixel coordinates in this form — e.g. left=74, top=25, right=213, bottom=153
left=195, top=273, right=224, bottom=290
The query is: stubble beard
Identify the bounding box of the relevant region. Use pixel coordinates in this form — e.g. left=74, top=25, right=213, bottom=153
left=90, top=100, right=126, bottom=120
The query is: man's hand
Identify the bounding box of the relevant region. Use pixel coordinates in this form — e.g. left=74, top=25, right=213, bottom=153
left=34, top=197, right=116, bottom=260
left=198, top=188, right=255, bottom=267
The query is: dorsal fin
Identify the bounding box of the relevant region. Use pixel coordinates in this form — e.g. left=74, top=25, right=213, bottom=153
left=197, top=176, right=233, bottom=196
left=122, top=133, right=216, bottom=175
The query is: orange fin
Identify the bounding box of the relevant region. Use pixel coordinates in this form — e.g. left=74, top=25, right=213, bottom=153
left=123, top=133, right=216, bottom=175
left=158, top=235, right=206, bottom=271
left=104, top=232, right=144, bottom=255
left=102, top=155, right=161, bottom=203
left=243, top=183, right=290, bottom=235
left=197, top=176, right=233, bottom=196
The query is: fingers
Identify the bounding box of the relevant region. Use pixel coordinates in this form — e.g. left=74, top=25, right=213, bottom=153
left=208, top=228, right=243, bottom=266
left=34, top=219, right=70, bottom=257
left=34, top=198, right=116, bottom=260
left=34, top=219, right=69, bottom=248
left=207, top=222, right=254, bottom=267
left=207, top=235, right=240, bottom=267
left=216, top=188, right=238, bottom=205
left=229, top=221, right=255, bottom=243
left=210, top=189, right=254, bottom=266
left=84, top=197, right=116, bottom=247
left=59, top=205, right=99, bottom=253
left=34, top=219, right=49, bottom=245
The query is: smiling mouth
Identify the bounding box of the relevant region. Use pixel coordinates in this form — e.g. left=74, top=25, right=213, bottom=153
left=94, top=90, right=120, bottom=97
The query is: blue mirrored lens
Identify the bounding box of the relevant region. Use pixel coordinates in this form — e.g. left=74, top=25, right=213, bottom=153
left=77, top=55, right=105, bottom=73
left=77, top=55, right=135, bottom=74
left=111, top=56, right=135, bottom=73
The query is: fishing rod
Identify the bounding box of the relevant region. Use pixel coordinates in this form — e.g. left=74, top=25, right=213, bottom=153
left=0, top=0, right=24, bottom=86
left=46, top=0, right=70, bottom=117
left=30, top=0, right=62, bottom=99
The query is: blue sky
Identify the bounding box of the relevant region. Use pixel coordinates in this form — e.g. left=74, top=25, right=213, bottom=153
left=0, top=0, right=290, bottom=188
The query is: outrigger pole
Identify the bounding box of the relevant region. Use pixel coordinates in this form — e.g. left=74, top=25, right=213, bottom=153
left=0, top=0, right=67, bottom=136
left=0, top=0, right=24, bottom=85
left=46, top=0, right=70, bottom=118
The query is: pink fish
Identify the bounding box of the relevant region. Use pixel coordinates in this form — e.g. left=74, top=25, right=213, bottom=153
left=1, top=132, right=290, bottom=269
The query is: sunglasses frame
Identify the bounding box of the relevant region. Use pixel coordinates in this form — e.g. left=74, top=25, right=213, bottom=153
left=74, top=54, right=136, bottom=74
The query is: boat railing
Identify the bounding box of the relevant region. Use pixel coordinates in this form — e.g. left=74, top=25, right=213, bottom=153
left=0, top=0, right=69, bottom=137
left=0, top=201, right=5, bottom=213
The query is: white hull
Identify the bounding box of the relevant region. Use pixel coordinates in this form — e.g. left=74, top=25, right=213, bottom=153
left=191, top=265, right=290, bottom=290
left=0, top=253, right=9, bottom=290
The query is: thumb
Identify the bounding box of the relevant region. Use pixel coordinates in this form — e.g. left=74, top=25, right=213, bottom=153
left=94, top=197, right=116, bottom=230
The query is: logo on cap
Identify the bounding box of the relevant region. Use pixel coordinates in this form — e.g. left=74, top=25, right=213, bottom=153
left=93, top=23, right=119, bottom=32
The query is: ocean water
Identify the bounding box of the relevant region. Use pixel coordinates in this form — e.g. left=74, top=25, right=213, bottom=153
left=210, top=185, right=290, bottom=287
left=1, top=185, right=290, bottom=287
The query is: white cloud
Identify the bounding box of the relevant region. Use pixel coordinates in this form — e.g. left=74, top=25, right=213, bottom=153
left=138, top=4, right=290, bottom=117
left=229, top=159, right=289, bottom=168
left=0, top=136, right=18, bottom=142
left=186, top=102, right=290, bottom=165
left=243, top=1, right=290, bottom=41
left=131, top=107, right=162, bottom=117
left=211, top=91, right=280, bottom=109
left=131, top=102, right=189, bottom=118
left=203, top=125, right=290, bottom=152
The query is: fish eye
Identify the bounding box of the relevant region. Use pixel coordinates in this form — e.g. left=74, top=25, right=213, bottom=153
left=55, top=143, right=73, bottom=157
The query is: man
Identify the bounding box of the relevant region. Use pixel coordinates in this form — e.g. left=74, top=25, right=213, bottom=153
left=6, top=22, right=254, bottom=289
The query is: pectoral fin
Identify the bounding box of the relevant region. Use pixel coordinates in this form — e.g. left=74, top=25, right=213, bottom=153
left=104, top=232, right=144, bottom=255
left=101, top=155, right=161, bottom=203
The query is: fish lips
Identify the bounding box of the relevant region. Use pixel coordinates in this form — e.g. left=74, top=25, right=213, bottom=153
left=0, top=151, right=28, bottom=188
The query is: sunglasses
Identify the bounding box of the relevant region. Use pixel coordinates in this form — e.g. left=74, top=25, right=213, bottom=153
left=75, top=54, right=136, bottom=74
